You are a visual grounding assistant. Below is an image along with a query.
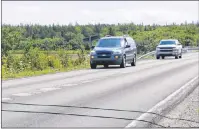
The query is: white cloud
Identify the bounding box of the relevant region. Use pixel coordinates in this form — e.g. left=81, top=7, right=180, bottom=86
left=2, top=1, right=198, bottom=25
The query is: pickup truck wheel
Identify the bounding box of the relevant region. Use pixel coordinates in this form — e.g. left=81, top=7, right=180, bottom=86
left=179, top=53, right=182, bottom=58
left=161, top=56, right=165, bottom=59
left=131, top=56, right=136, bottom=66
left=90, top=63, right=97, bottom=69
left=104, top=64, right=109, bottom=68
left=120, top=55, right=126, bottom=68
left=175, top=55, right=179, bottom=59
left=156, top=56, right=160, bottom=59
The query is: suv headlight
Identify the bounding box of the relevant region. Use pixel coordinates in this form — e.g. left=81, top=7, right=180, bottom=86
left=90, top=50, right=96, bottom=55
left=113, top=50, right=122, bottom=54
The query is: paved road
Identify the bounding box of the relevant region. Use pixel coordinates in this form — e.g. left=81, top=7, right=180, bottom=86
left=2, top=52, right=198, bottom=127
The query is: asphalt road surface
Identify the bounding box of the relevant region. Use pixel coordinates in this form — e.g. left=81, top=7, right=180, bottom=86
left=2, top=52, right=199, bottom=127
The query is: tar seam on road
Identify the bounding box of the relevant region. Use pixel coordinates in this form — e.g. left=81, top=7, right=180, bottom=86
left=1, top=109, right=165, bottom=128
left=2, top=102, right=199, bottom=124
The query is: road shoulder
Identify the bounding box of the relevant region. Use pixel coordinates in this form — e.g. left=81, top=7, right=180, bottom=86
left=156, top=85, right=199, bottom=127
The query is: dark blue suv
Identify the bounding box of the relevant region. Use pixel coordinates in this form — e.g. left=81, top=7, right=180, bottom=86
left=90, top=35, right=137, bottom=69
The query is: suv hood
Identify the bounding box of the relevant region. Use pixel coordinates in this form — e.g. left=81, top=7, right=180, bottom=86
left=94, top=47, right=122, bottom=51
left=157, top=45, right=176, bottom=48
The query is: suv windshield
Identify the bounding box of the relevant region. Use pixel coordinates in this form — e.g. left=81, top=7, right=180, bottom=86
left=96, top=38, right=122, bottom=48
left=160, top=41, right=176, bottom=45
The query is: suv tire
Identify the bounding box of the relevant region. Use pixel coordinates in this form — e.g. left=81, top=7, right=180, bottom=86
left=156, top=56, right=160, bottom=59
left=131, top=55, right=136, bottom=66
left=90, top=63, right=97, bottom=69
left=104, top=64, right=109, bottom=68
left=120, top=55, right=126, bottom=68
left=162, top=56, right=165, bottom=59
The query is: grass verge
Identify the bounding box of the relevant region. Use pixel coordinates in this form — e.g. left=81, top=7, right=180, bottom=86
left=3, top=53, right=154, bottom=80
left=2, top=62, right=90, bottom=81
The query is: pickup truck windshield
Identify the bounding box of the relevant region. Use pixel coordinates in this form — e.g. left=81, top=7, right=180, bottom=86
left=96, top=38, right=121, bottom=48
left=160, top=41, right=176, bottom=45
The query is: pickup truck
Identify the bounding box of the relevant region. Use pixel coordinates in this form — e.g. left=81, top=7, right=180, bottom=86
left=156, top=39, right=183, bottom=59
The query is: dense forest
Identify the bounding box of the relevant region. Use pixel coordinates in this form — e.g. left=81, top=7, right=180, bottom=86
left=2, top=22, right=199, bottom=55
left=2, top=22, right=199, bottom=79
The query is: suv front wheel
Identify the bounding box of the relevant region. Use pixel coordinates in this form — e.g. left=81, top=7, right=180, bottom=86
left=120, top=55, right=126, bottom=68
left=131, top=55, right=136, bottom=66
left=90, top=63, right=97, bottom=69
left=104, top=64, right=109, bottom=68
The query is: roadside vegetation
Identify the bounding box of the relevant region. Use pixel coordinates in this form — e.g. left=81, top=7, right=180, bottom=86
left=2, top=22, right=199, bottom=80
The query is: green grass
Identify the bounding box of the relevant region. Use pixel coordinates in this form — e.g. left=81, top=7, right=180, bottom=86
left=11, top=50, right=90, bottom=59
left=3, top=52, right=152, bottom=80
left=11, top=50, right=90, bottom=55
left=142, top=55, right=155, bottom=59
left=138, top=54, right=155, bottom=60
left=2, top=60, right=90, bottom=80
left=13, top=54, right=23, bottom=57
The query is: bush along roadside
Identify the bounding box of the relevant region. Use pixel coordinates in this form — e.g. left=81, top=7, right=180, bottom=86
left=2, top=48, right=90, bottom=80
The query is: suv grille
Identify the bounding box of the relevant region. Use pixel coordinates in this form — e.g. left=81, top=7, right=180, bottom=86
left=96, top=51, right=112, bottom=54
left=96, top=51, right=112, bottom=58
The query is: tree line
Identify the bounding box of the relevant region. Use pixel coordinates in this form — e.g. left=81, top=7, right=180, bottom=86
left=2, top=22, right=199, bottom=56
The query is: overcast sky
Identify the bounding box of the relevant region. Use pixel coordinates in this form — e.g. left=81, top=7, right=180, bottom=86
left=2, top=1, right=199, bottom=25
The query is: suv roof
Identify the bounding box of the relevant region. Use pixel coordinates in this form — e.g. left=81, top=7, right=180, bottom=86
left=161, top=39, right=178, bottom=41
left=100, top=35, right=130, bottom=40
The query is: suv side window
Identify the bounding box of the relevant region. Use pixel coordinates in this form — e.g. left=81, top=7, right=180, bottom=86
left=131, top=39, right=136, bottom=48
left=126, top=37, right=132, bottom=46
left=124, top=38, right=128, bottom=46
left=127, top=37, right=136, bottom=48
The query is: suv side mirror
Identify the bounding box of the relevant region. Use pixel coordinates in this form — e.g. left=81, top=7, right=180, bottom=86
left=125, top=45, right=130, bottom=48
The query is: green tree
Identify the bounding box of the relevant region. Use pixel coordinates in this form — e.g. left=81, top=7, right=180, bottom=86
left=2, top=26, right=25, bottom=56
left=108, top=27, right=116, bottom=36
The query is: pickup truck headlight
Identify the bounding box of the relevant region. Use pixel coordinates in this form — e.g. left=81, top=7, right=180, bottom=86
left=173, top=48, right=178, bottom=51
left=90, top=51, right=96, bottom=55
left=113, top=50, right=122, bottom=54
left=156, top=47, right=160, bottom=51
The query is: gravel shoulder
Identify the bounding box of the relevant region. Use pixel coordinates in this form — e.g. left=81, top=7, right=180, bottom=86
left=155, top=85, right=199, bottom=127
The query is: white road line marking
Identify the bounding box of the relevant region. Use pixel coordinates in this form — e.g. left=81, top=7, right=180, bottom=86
left=2, top=98, right=12, bottom=101
left=125, top=76, right=199, bottom=128
left=39, top=87, right=61, bottom=92
left=31, top=91, right=42, bottom=95
left=59, top=83, right=78, bottom=87
left=122, top=71, right=129, bottom=74
left=81, top=80, right=93, bottom=83
left=12, top=93, right=32, bottom=97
